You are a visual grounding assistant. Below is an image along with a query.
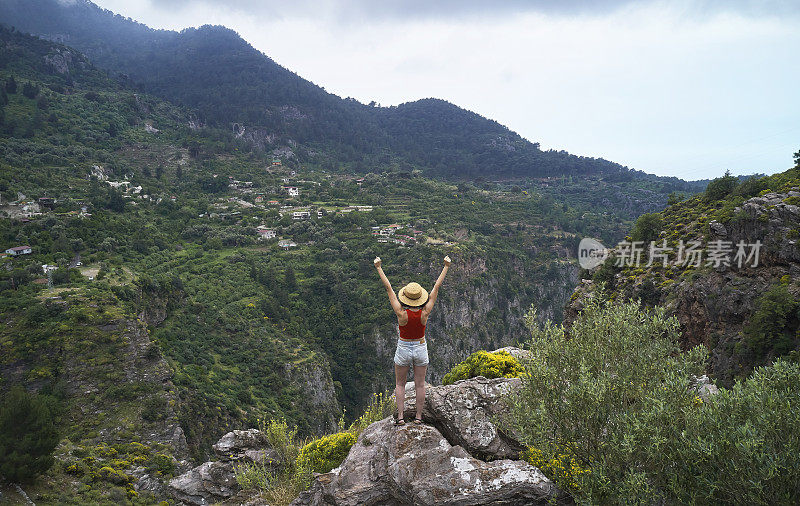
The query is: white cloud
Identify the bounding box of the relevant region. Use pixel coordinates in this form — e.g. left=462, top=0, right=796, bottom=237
left=93, top=0, right=800, bottom=179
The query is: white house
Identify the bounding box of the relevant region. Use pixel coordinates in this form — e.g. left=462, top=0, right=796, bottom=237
left=257, top=228, right=276, bottom=240
left=283, top=186, right=300, bottom=197
left=6, top=246, right=32, bottom=256
left=292, top=211, right=310, bottom=220
left=278, top=239, right=297, bottom=249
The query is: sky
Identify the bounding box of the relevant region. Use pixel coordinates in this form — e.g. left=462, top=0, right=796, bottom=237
left=91, top=0, right=800, bottom=180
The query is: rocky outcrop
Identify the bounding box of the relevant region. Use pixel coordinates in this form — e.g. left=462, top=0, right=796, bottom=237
left=400, top=376, right=525, bottom=460
left=691, top=375, right=720, bottom=401
left=170, top=429, right=280, bottom=505
left=291, top=374, right=556, bottom=506
left=291, top=418, right=557, bottom=506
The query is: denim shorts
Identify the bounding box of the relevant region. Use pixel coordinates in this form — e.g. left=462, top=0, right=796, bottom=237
left=394, top=339, right=429, bottom=367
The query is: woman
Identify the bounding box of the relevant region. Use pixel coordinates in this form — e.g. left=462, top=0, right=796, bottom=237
left=374, top=255, right=451, bottom=425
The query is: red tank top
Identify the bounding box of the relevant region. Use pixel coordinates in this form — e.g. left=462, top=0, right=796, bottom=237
left=399, top=308, right=426, bottom=341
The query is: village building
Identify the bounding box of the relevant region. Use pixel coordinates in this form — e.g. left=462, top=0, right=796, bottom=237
left=292, top=210, right=311, bottom=220
left=6, top=245, right=32, bottom=256
left=283, top=186, right=300, bottom=197
left=256, top=228, right=276, bottom=240
left=278, top=239, right=297, bottom=249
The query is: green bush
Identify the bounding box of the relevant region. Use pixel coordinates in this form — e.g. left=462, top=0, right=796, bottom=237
left=0, top=387, right=60, bottom=483
left=234, top=461, right=274, bottom=491
left=508, top=294, right=706, bottom=503
left=146, top=453, right=175, bottom=475
left=662, top=359, right=800, bottom=505
left=260, top=418, right=300, bottom=470
left=509, top=293, right=800, bottom=504
left=705, top=170, right=739, bottom=201
left=630, top=212, right=663, bottom=244
left=295, top=432, right=356, bottom=475
left=743, top=283, right=799, bottom=361
left=442, top=350, right=523, bottom=385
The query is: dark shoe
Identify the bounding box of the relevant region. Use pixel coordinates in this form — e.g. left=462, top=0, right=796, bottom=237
left=395, top=418, right=406, bottom=426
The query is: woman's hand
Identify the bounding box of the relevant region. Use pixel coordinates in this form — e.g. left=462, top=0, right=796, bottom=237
left=374, top=256, right=382, bottom=269
left=444, top=255, right=452, bottom=266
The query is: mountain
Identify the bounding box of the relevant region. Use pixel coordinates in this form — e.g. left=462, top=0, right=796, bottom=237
left=567, top=163, right=800, bottom=386
left=0, top=0, right=701, bottom=187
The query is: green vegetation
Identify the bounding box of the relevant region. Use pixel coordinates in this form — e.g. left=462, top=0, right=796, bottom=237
left=54, top=440, right=173, bottom=504
left=441, top=350, right=523, bottom=385
left=588, top=162, right=800, bottom=380
left=704, top=170, right=739, bottom=201
left=0, top=387, right=60, bottom=483
left=295, top=432, right=356, bottom=474
left=743, top=283, right=799, bottom=361
left=629, top=212, right=663, bottom=244
left=508, top=294, right=800, bottom=504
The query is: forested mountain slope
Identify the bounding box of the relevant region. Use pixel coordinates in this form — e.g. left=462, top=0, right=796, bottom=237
left=1, top=0, right=702, bottom=187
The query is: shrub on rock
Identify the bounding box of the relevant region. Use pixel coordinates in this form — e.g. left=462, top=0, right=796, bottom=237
left=442, top=350, right=523, bottom=385
left=295, top=432, right=356, bottom=474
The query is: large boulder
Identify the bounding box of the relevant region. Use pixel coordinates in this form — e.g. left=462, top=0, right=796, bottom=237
left=212, top=428, right=279, bottom=465
left=170, top=429, right=278, bottom=505
left=400, top=376, right=525, bottom=459
left=169, top=461, right=238, bottom=506
left=291, top=418, right=557, bottom=506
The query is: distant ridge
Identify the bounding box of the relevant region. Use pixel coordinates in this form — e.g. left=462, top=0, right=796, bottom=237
left=0, top=0, right=695, bottom=185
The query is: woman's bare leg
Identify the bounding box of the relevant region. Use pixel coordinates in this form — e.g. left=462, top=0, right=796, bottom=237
left=395, top=364, right=410, bottom=422
left=413, top=364, right=427, bottom=421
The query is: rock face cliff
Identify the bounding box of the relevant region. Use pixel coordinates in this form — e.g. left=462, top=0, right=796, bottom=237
left=567, top=188, right=800, bottom=385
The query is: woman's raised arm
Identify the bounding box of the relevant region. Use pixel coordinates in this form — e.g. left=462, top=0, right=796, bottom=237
left=423, top=256, right=451, bottom=316
left=374, top=257, right=404, bottom=317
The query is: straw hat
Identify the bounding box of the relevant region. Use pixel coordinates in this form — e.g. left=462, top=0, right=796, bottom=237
left=398, top=282, right=428, bottom=307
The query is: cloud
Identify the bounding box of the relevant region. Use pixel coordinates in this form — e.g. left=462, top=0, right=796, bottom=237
left=141, top=0, right=800, bottom=23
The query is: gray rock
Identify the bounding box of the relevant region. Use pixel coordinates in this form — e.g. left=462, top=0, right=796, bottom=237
left=691, top=375, right=720, bottom=401
left=170, top=429, right=281, bottom=504
left=169, top=461, right=238, bottom=505
left=130, top=466, right=168, bottom=498
left=709, top=220, right=727, bottom=237
left=291, top=418, right=557, bottom=506
left=401, top=376, right=525, bottom=460
left=212, top=429, right=272, bottom=460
